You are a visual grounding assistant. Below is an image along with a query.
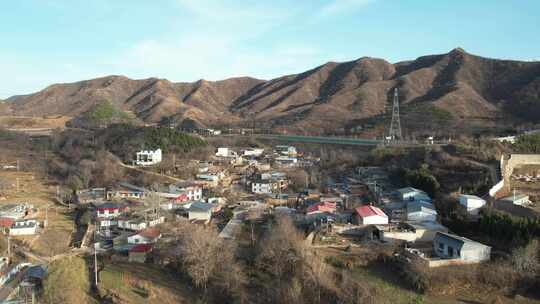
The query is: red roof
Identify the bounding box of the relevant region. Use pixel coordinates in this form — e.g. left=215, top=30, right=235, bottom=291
left=0, top=218, right=14, bottom=228
left=129, top=244, right=153, bottom=253
left=171, top=193, right=189, bottom=202
left=307, top=201, right=337, bottom=214
left=355, top=205, right=387, bottom=218
left=137, top=227, right=161, bottom=239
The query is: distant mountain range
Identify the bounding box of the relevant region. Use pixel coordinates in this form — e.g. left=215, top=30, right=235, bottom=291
left=2, top=48, right=539, bottom=135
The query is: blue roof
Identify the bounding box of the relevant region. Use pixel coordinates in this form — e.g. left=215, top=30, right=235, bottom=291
left=189, top=201, right=215, bottom=212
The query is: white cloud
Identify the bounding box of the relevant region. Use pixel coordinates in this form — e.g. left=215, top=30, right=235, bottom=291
left=319, top=0, right=376, bottom=17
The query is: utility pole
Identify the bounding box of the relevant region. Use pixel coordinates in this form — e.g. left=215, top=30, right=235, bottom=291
left=94, top=231, right=98, bottom=287
left=7, top=236, right=10, bottom=264
left=45, top=206, right=48, bottom=228
left=388, top=88, right=402, bottom=143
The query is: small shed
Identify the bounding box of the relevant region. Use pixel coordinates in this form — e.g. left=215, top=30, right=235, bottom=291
left=128, top=244, right=153, bottom=263
left=356, top=205, right=388, bottom=225
left=459, top=194, right=486, bottom=215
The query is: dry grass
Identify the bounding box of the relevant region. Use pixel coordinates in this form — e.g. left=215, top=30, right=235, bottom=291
left=43, top=256, right=94, bottom=304
left=0, top=115, right=70, bottom=129
left=98, top=261, right=197, bottom=304
left=0, top=170, right=73, bottom=257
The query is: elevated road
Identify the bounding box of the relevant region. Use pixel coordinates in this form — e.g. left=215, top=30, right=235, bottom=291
left=255, top=134, right=381, bottom=146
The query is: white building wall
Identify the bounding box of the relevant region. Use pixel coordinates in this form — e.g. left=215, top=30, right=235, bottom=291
left=252, top=183, right=273, bottom=194
left=10, top=226, right=37, bottom=236
left=359, top=215, right=388, bottom=225
left=407, top=211, right=437, bottom=222
left=459, top=196, right=486, bottom=215
left=189, top=210, right=212, bottom=221
left=135, top=149, right=162, bottom=166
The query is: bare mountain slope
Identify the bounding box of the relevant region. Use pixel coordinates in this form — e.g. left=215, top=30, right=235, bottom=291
left=3, top=48, right=540, bottom=134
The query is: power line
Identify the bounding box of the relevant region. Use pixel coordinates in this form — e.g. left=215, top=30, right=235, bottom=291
left=388, top=88, right=402, bottom=142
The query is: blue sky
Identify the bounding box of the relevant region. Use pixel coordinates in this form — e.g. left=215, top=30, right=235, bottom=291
left=1, top=0, right=539, bottom=98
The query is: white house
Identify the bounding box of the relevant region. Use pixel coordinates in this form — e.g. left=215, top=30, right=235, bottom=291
left=407, top=201, right=438, bottom=222
left=96, top=202, right=122, bottom=219
left=251, top=180, right=275, bottom=194
left=127, top=228, right=161, bottom=245
left=0, top=203, right=33, bottom=220
left=118, top=218, right=147, bottom=231
left=356, top=205, right=388, bottom=225
left=243, top=148, right=264, bottom=157
left=459, top=194, right=486, bottom=215
left=9, top=219, right=38, bottom=236
left=216, top=147, right=237, bottom=158
left=135, top=149, right=162, bottom=166
left=96, top=218, right=118, bottom=231
left=169, top=183, right=203, bottom=201
left=275, top=145, right=297, bottom=156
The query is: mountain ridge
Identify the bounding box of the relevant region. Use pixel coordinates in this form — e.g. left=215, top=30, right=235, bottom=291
left=3, top=48, right=540, bottom=135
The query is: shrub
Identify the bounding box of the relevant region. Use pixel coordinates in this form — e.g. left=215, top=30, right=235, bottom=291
left=324, top=256, right=345, bottom=269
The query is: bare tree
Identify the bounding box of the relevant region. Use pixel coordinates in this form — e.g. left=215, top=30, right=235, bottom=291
left=171, top=221, right=244, bottom=295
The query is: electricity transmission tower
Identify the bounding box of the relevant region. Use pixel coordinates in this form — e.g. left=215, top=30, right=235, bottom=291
left=388, top=88, right=402, bottom=142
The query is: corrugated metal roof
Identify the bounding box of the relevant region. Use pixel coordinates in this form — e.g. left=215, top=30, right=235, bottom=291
left=355, top=205, right=387, bottom=218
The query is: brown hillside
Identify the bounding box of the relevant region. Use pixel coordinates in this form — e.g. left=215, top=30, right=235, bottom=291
left=3, top=48, right=540, bottom=135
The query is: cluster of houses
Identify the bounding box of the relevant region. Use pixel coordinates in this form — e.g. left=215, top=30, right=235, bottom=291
left=0, top=203, right=38, bottom=236
left=88, top=179, right=230, bottom=262
left=85, top=147, right=501, bottom=268
left=299, top=167, right=494, bottom=268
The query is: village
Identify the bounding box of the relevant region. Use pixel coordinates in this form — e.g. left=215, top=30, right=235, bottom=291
left=0, top=125, right=537, bottom=304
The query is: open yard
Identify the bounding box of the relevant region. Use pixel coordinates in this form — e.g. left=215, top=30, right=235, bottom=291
left=0, top=170, right=73, bottom=258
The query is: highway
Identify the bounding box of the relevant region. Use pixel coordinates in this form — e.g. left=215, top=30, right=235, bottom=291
left=255, top=134, right=382, bottom=146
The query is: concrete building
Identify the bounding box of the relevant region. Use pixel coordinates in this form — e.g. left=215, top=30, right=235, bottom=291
left=275, top=145, right=297, bottom=156
left=96, top=202, right=122, bottom=218
left=127, top=228, right=161, bottom=245
left=0, top=203, right=33, bottom=220
left=251, top=180, right=275, bottom=194
left=459, top=194, right=486, bottom=215
left=407, top=201, right=437, bottom=222
left=356, top=205, right=388, bottom=225
left=9, top=219, right=38, bottom=236
left=433, top=232, right=491, bottom=263
left=168, top=183, right=203, bottom=201
left=107, top=185, right=145, bottom=200
left=135, top=149, right=162, bottom=166
left=216, top=147, right=237, bottom=158
left=243, top=148, right=264, bottom=157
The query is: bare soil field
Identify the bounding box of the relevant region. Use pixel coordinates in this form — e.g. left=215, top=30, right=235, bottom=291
left=0, top=115, right=70, bottom=129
